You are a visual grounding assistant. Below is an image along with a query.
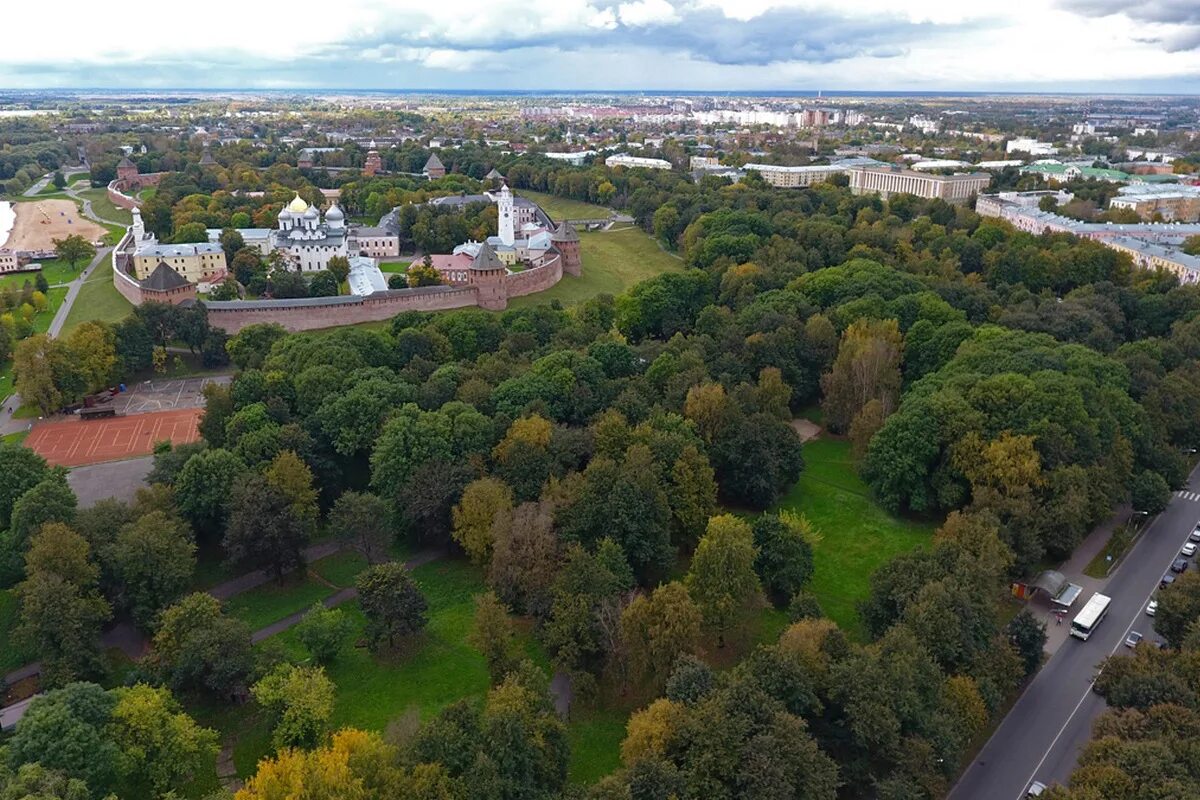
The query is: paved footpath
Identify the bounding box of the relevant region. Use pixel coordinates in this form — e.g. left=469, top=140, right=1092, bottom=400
left=46, top=246, right=111, bottom=338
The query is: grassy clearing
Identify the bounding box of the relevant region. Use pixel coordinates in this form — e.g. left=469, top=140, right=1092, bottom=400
left=378, top=260, right=410, bottom=274
left=517, top=189, right=612, bottom=222
left=223, top=573, right=335, bottom=630
left=75, top=188, right=133, bottom=226
left=509, top=227, right=682, bottom=309
left=1084, top=518, right=1146, bottom=579
left=61, top=258, right=133, bottom=333
left=0, top=258, right=87, bottom=291
left=772, top=437, right=936, bottom=639
left=2, top=430, right=29, bottom=445
left=28, top=287, right=67, bottom=335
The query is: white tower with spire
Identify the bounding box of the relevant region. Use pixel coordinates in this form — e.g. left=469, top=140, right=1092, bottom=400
left=498, top=183, right=515, bottom=247
left=130, top=206, right=145, bottom=241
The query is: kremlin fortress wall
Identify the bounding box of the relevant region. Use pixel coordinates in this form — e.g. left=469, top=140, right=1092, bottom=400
left=112, top=226, right=580, bottom=334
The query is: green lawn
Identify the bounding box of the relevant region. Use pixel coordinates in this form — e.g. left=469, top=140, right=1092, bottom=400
left=771, top=437, right=936, bottom=639
left=517, top=189, right=612, bottom=222
left=0, top=362, right=13, bottom=402
left=378, top=260, right=410, bottom=274
left=29, top=287, right=67, bottom=335
left=74, top=188, right=133, bottom=226
left=0, top=257, right=89, bottom=291
left=509, top=227, right=682, bottom=309
left=61, top=258, right=133, bottom=333
left=223, top=574, right=335, bottom=630
left=212, top=555, right=622, bottom=784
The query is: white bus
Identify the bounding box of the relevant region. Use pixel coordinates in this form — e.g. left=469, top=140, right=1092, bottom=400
left=1070, top=593, right=1112, bottom=641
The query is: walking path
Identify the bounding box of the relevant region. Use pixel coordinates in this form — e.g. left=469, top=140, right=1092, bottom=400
left=3, top=544, right=443, bottom=687
left=47, top=246, right=111, bottom=338
left=63, top=183, right=127, bottom=227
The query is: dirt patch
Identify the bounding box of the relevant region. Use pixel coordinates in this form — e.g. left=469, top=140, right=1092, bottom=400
left=5, top=199, right=108, bottom=251
left=790, top=418, right=822, bottom=442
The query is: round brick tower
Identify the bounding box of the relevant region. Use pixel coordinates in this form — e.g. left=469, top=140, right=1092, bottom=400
left=550, top=221, right=582, bottom=276
left=467, top=242, right=508, bottom=310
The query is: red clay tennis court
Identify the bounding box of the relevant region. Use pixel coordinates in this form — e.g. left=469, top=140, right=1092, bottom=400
left=25, top=408, right=202, bottom=467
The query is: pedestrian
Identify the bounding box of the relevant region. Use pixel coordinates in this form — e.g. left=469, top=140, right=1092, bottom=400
left=1056, top=614, right=1062, bottom=626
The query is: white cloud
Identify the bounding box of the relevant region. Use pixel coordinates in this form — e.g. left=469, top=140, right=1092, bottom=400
left=0, top=0, right=1198, bottom=89
left=617, top=0, right=680, bottom=26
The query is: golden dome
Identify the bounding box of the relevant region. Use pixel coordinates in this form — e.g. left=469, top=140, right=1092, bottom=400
left=287, top=194, right=309, bottom=214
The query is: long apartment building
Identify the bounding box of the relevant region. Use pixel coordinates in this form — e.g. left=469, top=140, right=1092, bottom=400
left=742, top=157, right=887, bottom=189
left=976, top=193, right=1200, bottom=284
left=847, top=166, right=991, bottom=204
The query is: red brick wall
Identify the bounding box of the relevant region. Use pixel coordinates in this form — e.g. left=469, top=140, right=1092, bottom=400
left=205, top=286, right=482, bottom=334
left=504, top=255, right=563, bottom=297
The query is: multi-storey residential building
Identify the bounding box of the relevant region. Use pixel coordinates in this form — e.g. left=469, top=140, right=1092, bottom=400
left=847, top=166, right=991, bottom=204
left=605, top=154, right=672, bottom=170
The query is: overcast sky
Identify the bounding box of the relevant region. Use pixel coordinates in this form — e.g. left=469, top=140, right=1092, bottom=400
left=3, top=0, right=1200, bottom=92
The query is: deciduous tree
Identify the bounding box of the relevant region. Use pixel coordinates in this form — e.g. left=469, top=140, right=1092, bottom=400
left=357, top=562, right=428, bottom=652
left=685, top=514, right=761, bottom=647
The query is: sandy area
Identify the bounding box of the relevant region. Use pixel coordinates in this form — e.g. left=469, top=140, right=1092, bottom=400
left=790, top=418, right=822, bottom=442
left=4, top=199, right=108, bottom=251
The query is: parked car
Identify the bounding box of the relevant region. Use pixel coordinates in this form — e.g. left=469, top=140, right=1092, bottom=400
left=1184, top=543, right=1197, bottom=558
left=1147, top=600, right=1158, bottom=616
left=1026, top=781, right=1047, bottom=797
left=1125, top=631, right=1144, bottom=648
left=1191, top=527, right=1200, bottom=543
left=1173, top=558, right=1190, bottom=573
left=1162, top=573, right=1177, bottom=588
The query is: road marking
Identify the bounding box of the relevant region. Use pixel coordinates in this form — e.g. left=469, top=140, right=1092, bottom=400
left=1174, top=491, right=1200, bottom=502
left=1016, top=487, right=1199, bottom=799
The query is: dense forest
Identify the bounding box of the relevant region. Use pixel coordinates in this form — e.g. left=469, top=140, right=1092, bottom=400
left=4, top=171, right=1200, bottom=800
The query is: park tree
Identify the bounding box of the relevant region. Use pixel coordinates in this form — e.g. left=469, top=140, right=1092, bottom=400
left=710, top=412, right=805, bottom=509
left=620, top=581, right=702, bottom=692
left=329, top=490, right=393, bottom=565
left=173, top=448, right=247, bottom=535
left=4, top=682, right=119, bottom=794
left=1156, top=570, right=1200, bottom=648
left=820, top=317, right=904, bottom=433
left=683, top=383, right=736, bottom=444
left=492, top=414, right=555, bottom=501
left=170, top=222, right=208, bottom=244
left=0, top=442, right=50, bottom=528
left=264, top=449, right=319, bottom=532
left=224, top=474, right=309, bottom=579
left=451, top=477, right=514, bottom=565
left=326, top=255, right=350, bottom=286
left=685, top=514, right=762, bottom=647
left=468, top=591, right=520, bottom=683
left=107, top=510, right=196, bottom=629
left=621, top=698, right=686, bottom=765
left=558, top=444, right=673, bottom=580
left=752, top=512, right=816, bottom=607
left=225, top=323, right=287, bottom=370
left=309, top=270, right=339, bottom=297
left=217, top=228, right=244, bottom=263
left=407, top=257, right=442, bottom=287
left=1006, top=610, right=1047, bottom=677
left=667, top=445, right=717, bottom=548
left=150, top=592, right=254, bottom=698
left=2, top=475, right=77, bottom=584
left=251, top=663, right=336, bottom=750
left=64, top=322, right=117, bottom=394
left=146, top=440, right=208, bottom=486
left=295, top=603, right=353, bottom=665
left=208, top=276, right=240, bottom=301
left=53, top=234, right=95, bottom=270
left=13, top=334, right=75, bottom=415
left=107, top=683, right=219, bottom=799
left=357, top=562, right=429, bottom=652
left=1131, top=469, right=1170, bottom=514
left=489, top=500, right=560, bottom=615
left=0, top=762, right=91, bottom=799
left=15, top=523, right=110, bottom=687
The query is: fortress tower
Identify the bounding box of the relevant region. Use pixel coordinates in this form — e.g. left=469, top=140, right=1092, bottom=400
left=468, top=241, right=508, bottom=311
left=551, top=221, right=581, bottom=276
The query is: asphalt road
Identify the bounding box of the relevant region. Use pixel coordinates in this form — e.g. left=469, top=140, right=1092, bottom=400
left=948, top=462, right=1200, bottom=800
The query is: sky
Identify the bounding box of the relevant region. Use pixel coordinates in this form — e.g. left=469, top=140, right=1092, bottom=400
left=2, top=0, right=1200, bottom=92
